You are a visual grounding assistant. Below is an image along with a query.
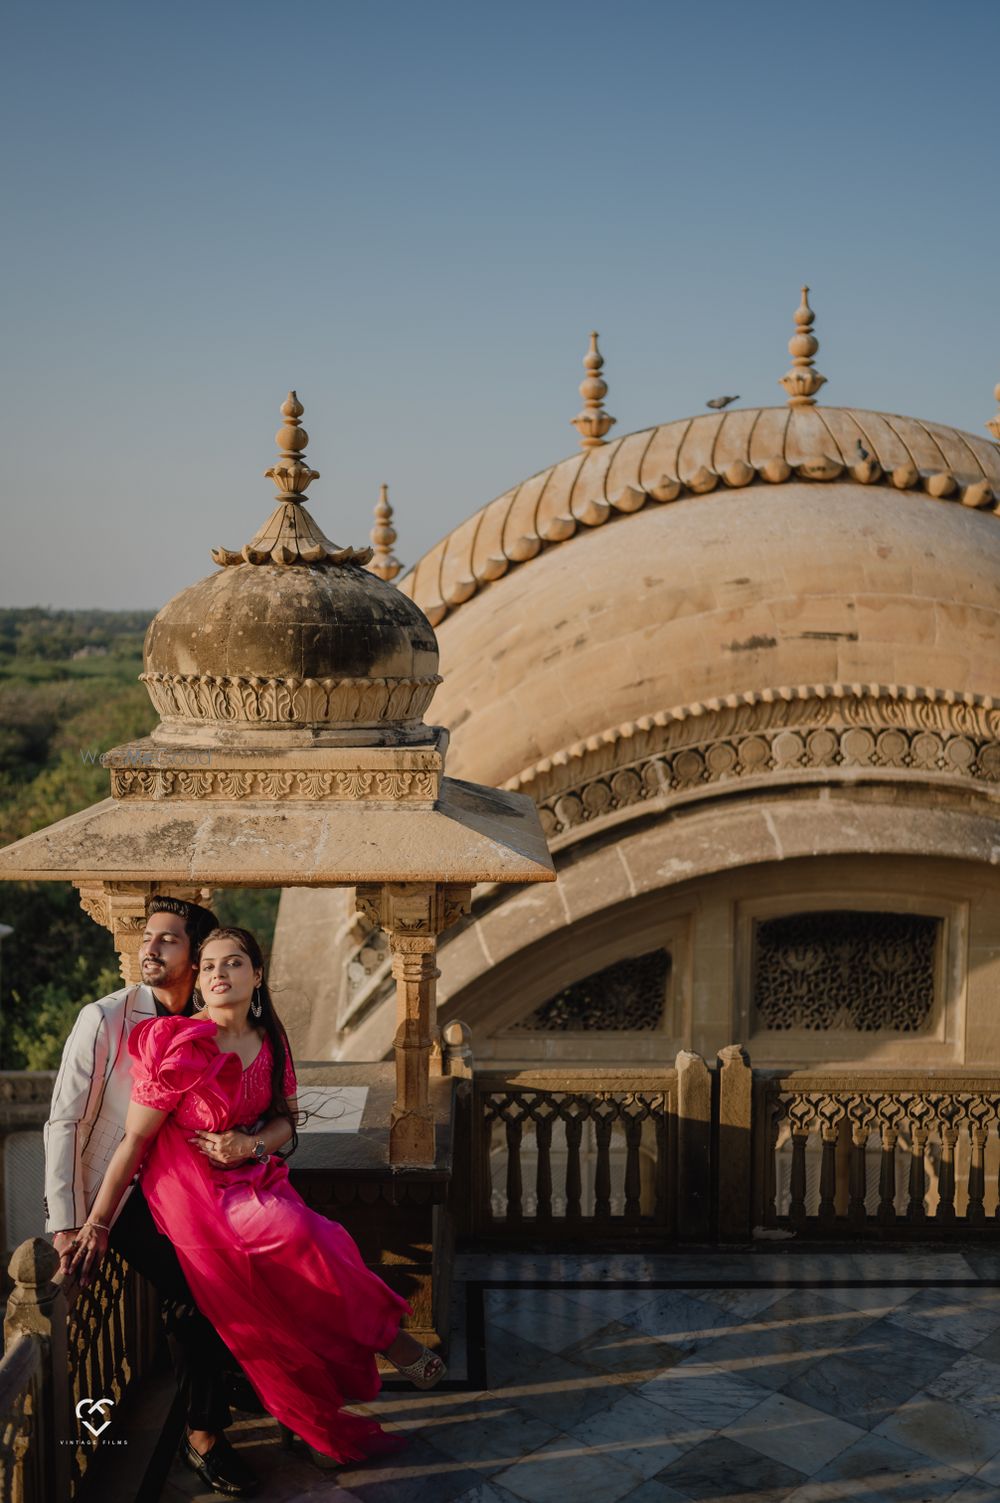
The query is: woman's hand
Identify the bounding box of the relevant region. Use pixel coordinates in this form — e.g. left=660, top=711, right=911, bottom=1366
left=65, top=1222, right=109, bottom=1288
left=188, top=1129, right=254, bottom=1167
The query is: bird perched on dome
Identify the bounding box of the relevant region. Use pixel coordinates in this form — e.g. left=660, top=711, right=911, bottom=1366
left=706, top=394, right=740, bottom=410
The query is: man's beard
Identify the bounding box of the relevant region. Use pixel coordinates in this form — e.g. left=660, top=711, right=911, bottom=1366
left=142, top=960, right=188, bottom=988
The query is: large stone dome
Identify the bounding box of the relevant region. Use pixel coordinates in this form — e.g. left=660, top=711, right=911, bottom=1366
left=271, top=308, right=1000, bottom=1073
left=400, top=403, right=1000, bottom=795
left=143, top=393, right=440, bottom=746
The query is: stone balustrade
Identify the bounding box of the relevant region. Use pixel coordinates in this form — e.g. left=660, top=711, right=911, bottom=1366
left=0, top=1235, right=160, bottom=1503
left=467, top=1048, right=1000, bottom=1245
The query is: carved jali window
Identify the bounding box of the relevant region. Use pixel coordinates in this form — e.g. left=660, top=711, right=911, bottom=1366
left=752, top=911, right=938, bottom=1032
left=510, top=948, right=670, bottom=1032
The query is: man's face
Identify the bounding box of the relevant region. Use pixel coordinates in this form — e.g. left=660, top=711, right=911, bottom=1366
left=138, top=913, right=193, bottom=989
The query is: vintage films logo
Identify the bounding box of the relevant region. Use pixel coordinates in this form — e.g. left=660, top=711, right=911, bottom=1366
left=61, top=1396, right=129, bottom=1446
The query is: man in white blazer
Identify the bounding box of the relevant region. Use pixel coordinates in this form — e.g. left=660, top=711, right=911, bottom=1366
left=46, top=895, right=258, bottom=1498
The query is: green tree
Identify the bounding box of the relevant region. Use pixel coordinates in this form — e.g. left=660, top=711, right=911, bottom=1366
left=0, top=609, right=282, bottom=1067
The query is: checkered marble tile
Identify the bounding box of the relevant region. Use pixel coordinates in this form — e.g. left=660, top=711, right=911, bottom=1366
left=164, top=1252, right=1000, bottom=1503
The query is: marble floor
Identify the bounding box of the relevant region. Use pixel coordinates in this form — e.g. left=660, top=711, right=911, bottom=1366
left=160, top=1250, right=1000, bottom=1503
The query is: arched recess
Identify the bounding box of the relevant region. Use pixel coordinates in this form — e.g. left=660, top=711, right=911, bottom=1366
left=335, top=786, right=1000, bottom=1069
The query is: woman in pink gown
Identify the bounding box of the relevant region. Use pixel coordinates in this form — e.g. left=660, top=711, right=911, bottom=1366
left=68, top=926, right=443, bottom=1466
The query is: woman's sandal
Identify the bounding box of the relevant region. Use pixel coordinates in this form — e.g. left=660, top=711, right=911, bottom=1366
left=386, top=1342, right=447, bottom=1390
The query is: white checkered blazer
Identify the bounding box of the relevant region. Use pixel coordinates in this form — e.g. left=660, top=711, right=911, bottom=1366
left=43, top=984, right=159, bottom=1234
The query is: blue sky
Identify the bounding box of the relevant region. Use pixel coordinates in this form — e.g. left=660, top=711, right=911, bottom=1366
left=2, top=0, right=999, bottom=608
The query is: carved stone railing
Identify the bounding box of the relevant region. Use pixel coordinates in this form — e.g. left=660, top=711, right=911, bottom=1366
left=470, top=1052, right=712, bottom=1241
left=464, top=1046, right=1000, bottom=1247
left=754, top=1070, right=1000, bottom=1235
left=0, top=1236, right=160, bottom=1503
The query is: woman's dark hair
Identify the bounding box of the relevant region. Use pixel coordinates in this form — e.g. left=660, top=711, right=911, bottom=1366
left=195, top=926, right=300, bottom=1157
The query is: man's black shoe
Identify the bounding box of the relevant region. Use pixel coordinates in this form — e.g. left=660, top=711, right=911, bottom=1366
left=181, top=1432, right=259, bottom=1497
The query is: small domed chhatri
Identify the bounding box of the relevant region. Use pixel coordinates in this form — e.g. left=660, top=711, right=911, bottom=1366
left=143, top=393, right=440, bottom=747
left=0, top=385, right=554, bottom=1179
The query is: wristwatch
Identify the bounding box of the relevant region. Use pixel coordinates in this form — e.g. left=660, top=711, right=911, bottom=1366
left=251, top=1138, right=269, bottom=1164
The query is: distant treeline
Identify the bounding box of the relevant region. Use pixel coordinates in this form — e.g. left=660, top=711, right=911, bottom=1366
left=0, top=608, right=279, bottom=1070
left=0, top=607, right=153, bottom=666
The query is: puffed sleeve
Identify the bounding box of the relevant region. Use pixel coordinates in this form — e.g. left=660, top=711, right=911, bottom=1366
left=128, top=1016, right=215, bottom=1112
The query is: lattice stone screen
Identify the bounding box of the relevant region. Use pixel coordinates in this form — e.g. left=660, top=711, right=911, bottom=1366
left=752, top=911, right=938, bottom=1032
left=510, top=947, right=671, bottom=1032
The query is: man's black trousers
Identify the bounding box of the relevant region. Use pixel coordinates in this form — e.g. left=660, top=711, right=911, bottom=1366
left=108, top=1184, right=235, bottom=1433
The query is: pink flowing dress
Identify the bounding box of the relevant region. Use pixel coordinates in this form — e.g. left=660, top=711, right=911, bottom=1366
left=127, top=1014, right=409, bottom=1463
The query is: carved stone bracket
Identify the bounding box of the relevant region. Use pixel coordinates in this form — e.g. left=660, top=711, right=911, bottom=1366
left=356, top=883, right=472, bottom=1165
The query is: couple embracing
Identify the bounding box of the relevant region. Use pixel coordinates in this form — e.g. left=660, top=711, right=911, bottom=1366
left=44, top=896, right=443, bottom=1497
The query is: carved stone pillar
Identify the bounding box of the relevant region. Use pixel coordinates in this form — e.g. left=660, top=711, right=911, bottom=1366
left=390, top=932, right=439, bottom=1164
left=74, top=881, right=213, bottom=985
left=357, top=882, right=471, bottom=1166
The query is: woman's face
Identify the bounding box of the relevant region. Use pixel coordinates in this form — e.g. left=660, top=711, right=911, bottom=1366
left=198, top=939, right=262, bottom=1012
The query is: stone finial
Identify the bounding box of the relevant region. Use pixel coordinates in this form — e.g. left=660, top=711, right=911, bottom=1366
left=987, top=382, right=1000, bottom=443
left=779, top=287, right=827, bottom=407
left=369, top=484, right=403, bottom=582
left=265, top=390, right=320, bottom=501
left=8, top=1237, right=60, bottom=1291
left=571, top=332, right=616, bottom=449
left=212, top=391, right=373, bottom=569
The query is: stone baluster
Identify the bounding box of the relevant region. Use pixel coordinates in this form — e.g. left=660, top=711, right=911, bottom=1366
left=564, top=1114, right=584, bottom=1222
left=967, top=1122, right=987, bottom=1225
left=593, top=1108, right=614, bottom=1224
left=906, top=1126, right=928, bottom=1223
left=818, top=1125, right=839, bottom=1226
left=848, top=1123, right=869, bottom=1227
left=504, top=1118, right=524, bottom=1221
left=622, top=1111, right=644, bottom=1223
left=534, top=1111, right=554, bottom=1225
left=937, top=1119, right=958, bottom=1222
left=788, top=1130, right=810, bottom=1228
left=877, top=1132, right=898, bottom=1222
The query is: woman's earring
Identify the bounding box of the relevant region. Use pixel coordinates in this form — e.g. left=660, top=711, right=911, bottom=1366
left=193, top=989, right=206, bottom=1012
left=251, top=987, right=263, bottom=1020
